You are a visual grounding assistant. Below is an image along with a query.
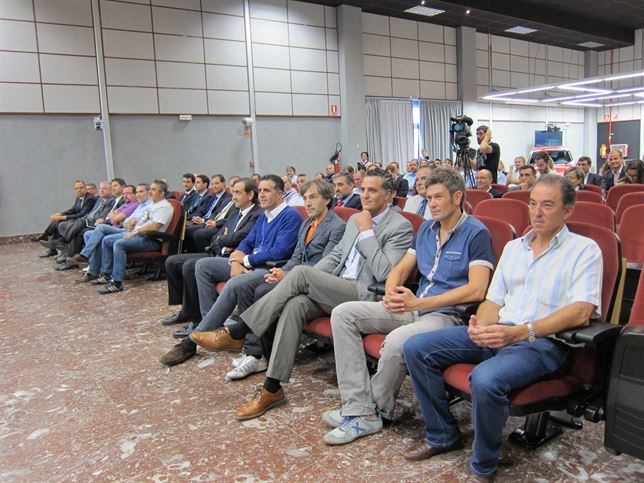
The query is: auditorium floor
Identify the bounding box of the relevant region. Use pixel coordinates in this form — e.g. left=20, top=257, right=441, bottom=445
left=1, top=243, right=643, bottom=482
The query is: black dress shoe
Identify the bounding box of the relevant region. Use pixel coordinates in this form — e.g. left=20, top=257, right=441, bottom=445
left=31, top=233, right=47, bottom=242
left=161, top=311, right=192, bottom=326
left=173, top=322, right=196, bottom=338
left=55, top=255, right=67, bottom=264
left=39, top=248, right=57, bottom=258
left=55, top=262, right=76, bottom=271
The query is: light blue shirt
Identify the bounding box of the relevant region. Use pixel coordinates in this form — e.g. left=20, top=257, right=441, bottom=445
left=404, top=172, right=416, bottom=197
left=124, top=199, right=152, bottom=225
left=340, top=208, right=389, bottom=281
left=486, top=225, right=603, bottom=327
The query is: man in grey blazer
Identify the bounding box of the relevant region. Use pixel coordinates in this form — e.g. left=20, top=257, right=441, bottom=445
left=190, top=170, right=414, bottom=420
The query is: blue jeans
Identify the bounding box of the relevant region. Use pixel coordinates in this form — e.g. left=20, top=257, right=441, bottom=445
left=83, top=225, right=126, bottom=275
left=403, top=326, right=569, bottom=477
left=100, top=234, right=160, bottom=282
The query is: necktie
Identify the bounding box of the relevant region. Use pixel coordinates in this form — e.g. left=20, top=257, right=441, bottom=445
left=204, top=195, right=220, bottom=219
left=417, top=198, right=427, bottom=216
left=233, top=211, right=244, bottom=232
left=336, top=198, right=344, bottom=207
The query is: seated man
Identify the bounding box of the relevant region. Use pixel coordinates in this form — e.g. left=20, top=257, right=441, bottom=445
left=35, top=179, right=96, bottom=248
left=323, top=168, right=494, bottom=445
left=403, top=166, right=432, bottom=219
left=86, top=183, right=97, bottom=197
left=517, top=165, right=536, bottom=191
left=91, top=180, right=175, bottom=294
left=387, top=162, right=409, bottom=198
left=332, top=173, right=362, bottom=209
left=179, top=173, right=198, bottom=209
left=475, top=169, right=503, bottom=198
left=184, top=174, right=232, bottom=253
left=160, top=175, right=301, bottom=366
left=282, top=176, right=304, bottom=206
left=189, top=170, right=414, bottom=420
left=185, top=174, right=213, bottom=218
left=160, top=178, right=261, bottom=329
left=402, top=174, right=602, bottom=480
left=68, top=183, right=151, bottom=278
left=214, top=179, right=345, bottom=381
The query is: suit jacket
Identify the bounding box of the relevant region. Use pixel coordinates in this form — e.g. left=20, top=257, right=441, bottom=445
left=394, top=175, right=409, bottom=198
left=585, top=172, right=606, bottom=191
left=283, top=210, right=346, bottom=271
left=199, top=191, right=232, bottom=220
left=404, top=194, right=431, bottom=220
left=207, top=204, right=261, bottom=256
left=334, top=193, right=362, bottom=210
left=87, top=196, right=116, bottom=223
left=61, top=195, right=97, bottom=220
left=315, top=209, right=414, bottom=301
left=603, top=167, right=626, bottom=191
left=488, top=187, right=503, bottom=199
left=187, top=191, right=214, bottom=217
left=180, top=189, right=199, bottom=209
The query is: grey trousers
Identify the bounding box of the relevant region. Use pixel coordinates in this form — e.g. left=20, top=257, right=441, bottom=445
left=194, top=257, right=265, bottom=356
left=240, top=265, right=360, bottom=382
left=330, top=301, right=462, bottom=419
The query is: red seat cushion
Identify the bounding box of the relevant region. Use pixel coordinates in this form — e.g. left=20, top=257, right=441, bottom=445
left=303, top=317, right=332, bottom=338
left=215, top=282, right=227, bottom=294
left=443, top=363, right=584, bottom=406
left=363, top=334, right=386, bottom=359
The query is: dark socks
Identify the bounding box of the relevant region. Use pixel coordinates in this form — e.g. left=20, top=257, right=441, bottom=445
left=181, top=338, right=196, bottom=350
left=227, top=320, right=251, bottom=340
left=263, top=377, right=281, bottom=393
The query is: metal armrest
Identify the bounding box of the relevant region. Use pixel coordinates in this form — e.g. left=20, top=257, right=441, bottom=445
left=367, top=282, right=386, bottom=296
left=556, top=320, right=622, bottom=347
left=266, top=259, right=289, bottom=269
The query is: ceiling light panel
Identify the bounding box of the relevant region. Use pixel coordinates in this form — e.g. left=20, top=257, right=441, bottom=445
left=404, top=6, right=445, bottom=17
left=578, top=41, right=604, bottom=48
left=505, top=26, right=537, bottom=34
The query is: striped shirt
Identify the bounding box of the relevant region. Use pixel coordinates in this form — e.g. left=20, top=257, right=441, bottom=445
left=486, top=224, right=603, bottom=326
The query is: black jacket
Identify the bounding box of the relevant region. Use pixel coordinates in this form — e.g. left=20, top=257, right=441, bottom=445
left=207, top=204, right=262, bottom=256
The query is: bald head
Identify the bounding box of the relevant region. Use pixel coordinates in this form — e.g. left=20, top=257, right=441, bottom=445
left=475, top=169, right=493, bottom=191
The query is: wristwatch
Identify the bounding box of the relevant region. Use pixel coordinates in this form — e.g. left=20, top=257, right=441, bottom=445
left=526, top=321, right=536, bottom=342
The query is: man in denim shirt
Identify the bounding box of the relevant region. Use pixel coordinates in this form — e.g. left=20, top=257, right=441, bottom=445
left=323, top=168, right=495, bottom=445
left=403, top=174, right=602, bottom=480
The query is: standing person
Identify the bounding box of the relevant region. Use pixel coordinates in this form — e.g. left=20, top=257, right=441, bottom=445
left=402, top=174, right=601, bottom=480
left=475, top=126, right=501, bottom=183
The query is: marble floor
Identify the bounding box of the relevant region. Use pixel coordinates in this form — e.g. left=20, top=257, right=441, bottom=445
left=1, top=243, right=643, bottom=482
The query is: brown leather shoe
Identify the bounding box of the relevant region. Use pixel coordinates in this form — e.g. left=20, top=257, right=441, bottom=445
left=403, top=439, right=463, bottom=461
left=235, top=387, right=286, bottom=420
left=190, top=328, right=244, bottom=352
left=159, top=341, right=196, bottom=366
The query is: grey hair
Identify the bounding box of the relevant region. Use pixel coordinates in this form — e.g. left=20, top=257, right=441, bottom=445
left=365, top=168, right=395, bottom=193
left=332, top=172, right=354, bottom=185
left=534, top=173, right=576, bottom=208
left=426, top=167, right=466, bottom=209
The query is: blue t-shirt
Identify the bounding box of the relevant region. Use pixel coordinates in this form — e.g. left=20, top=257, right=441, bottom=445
left=409, top=214, right=495, bottom=315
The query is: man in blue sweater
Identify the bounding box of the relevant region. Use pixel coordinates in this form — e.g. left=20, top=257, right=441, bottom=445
left=160, top=174, right=301, bottom=366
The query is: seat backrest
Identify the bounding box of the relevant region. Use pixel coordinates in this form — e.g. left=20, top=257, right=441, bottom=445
left=568, top=201, right=615, bottom=231
left=583, top=183, right=603, bottom=195
left=472, top=215, right=515, bottom=263
left=398, top=211, right=425, bottom=235
left=172, top=191, right=182, bottom=200
left=617, top=205, right=644, bottom=265
left=491, top=183, right=508, bottom=194
left=566, top=221, right=621, bottom=323
left=627, top=269, right=644, bottom=327
left=293, top=205, right=308, bottom=220
left=606, top=184, right=644, bottom=211
left=576, top=190, right=604, bottom=204
left=393, top=196, right=407, bottom=209
left=333, top=206, right=359, bottom=221
left=161, top=199, right=184, bottom=256
left=502, top=190, right=530, bottom=204
left=465, top=189, right=492, bottom=210
left=615, top=192, right=644, bottom=224
left=474, top=198, right=530, bottom=235
left=464, top=201, right=473, bottom=214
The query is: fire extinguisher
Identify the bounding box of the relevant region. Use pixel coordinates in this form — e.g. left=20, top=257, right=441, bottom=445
left=330, top=143, right=342, bottom=173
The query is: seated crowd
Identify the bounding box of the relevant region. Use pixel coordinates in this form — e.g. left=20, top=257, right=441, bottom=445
left=35, top=148, right=642, bottom=480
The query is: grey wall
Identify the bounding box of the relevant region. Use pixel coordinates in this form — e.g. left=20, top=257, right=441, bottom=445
left=0, top=114, right=340, bottom=237
left=0, top=115, right=105, bottom=237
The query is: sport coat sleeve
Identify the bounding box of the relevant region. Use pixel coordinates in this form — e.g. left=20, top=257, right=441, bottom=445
left=216, top=206, right=261, bottom=251
left=66, top=195, right=97, bottom=219
left=282, top=220, right=309, bottom=271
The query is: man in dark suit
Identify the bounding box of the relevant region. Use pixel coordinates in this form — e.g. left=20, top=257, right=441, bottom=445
left=332, top=173, right=362, bottom=210
left=577, top=156, right=605, bottom=191
left=184, top=174, right=232, bottom=252
left=387, top=162, right=409, bottom=198
left=475, top=169, right=503, bottom=198
left=179, top=173, right=198, bottom=209
left=185, top=174, right=213, bottom=218
left=161, top=178, right=261, bottom=329
left=35, top=179, right=96, bottom=243
left=602, top=150, right=627, bottom=191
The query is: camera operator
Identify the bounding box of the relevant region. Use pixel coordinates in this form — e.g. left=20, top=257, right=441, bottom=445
left=475, top=125, right=501, bottom=183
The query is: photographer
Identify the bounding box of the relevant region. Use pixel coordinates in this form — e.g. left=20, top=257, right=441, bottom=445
left=475, top=125, right=501, bottom=183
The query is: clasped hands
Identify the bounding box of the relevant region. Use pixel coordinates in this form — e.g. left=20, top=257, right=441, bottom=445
left=467, top=315, right=523, bottom=349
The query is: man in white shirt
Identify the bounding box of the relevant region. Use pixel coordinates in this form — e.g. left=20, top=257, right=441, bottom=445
left=93, top=180, right=175, bottom=294
left=282, top=176, right=304, bottom=206
left=403, top=166, right=432, bottom=219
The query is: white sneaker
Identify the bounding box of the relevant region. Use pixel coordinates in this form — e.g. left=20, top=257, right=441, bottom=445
left=225, top=355, right=268, bottom=381
left=231, top=354, right=246, bottom=368
left=322, top=409, right=344, bottom=428
left=323, top=415, right=383, bottom=445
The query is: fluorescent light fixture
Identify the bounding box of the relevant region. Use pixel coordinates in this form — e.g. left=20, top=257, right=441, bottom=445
left=541, top=96, right=576, bottom=102
left=594, top=93, right=635, bottom=101
left=577, top=41, right=604, bottom=48
left=515, top=86, right=555, bottom=94
left=604, top=71, right=644, bottom=82
left=502, top=98, right=540, bottom=103
left=505, top=26, right=537, bottom=34
left=558, top=79, right=604, bottom=88
left=559, top=86, right=613, bottom=93
left=562, top=101, right=602, bottom=107
left=616, top=86, right=644, bottom=93
left=635, top=92, right=644, bottom=98
left=404, top=6, right=445, bottom=17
